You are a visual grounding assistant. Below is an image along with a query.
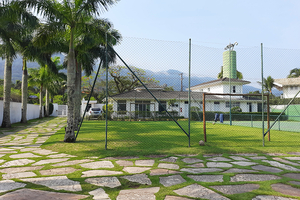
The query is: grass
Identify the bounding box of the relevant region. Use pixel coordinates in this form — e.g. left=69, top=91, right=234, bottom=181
left=2, top=117, right=300, bottom=200
left=42, top=120, right=300, bottom=157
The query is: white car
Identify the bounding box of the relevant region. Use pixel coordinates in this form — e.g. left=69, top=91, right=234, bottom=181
left=87, top=107, right=102, bottom=119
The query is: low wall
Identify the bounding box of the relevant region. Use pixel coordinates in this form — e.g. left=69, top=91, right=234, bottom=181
left=0, top=100, right=43, bottom=125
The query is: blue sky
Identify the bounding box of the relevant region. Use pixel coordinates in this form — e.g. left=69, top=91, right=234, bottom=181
left=101, top=0, right=300, bottom=85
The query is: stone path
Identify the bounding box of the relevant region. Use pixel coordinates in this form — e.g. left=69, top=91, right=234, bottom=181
left=0, top=117, right=300, bottom=199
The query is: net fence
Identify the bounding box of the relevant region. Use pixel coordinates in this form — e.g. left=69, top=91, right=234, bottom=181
left=79, top=37, right=300, bottom=148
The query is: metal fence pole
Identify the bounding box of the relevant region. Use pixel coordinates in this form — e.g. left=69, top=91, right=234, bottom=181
left=105, top=32, right=108, bottom=150
left=188, top=38, right=191, bottom=147
left=261, top=43, right=265, bottom=147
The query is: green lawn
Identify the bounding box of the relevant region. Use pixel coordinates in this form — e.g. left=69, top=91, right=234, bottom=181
left=42, top=120, right=300, bottom=157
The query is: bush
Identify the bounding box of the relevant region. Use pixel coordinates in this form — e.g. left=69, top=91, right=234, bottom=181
left=231, top=106, right=242, bottom=113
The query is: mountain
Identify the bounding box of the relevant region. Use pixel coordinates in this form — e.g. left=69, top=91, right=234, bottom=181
left=1, top=56, right=278, bottom=96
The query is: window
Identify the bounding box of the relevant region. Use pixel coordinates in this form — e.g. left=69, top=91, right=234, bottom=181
left=291, top=86, right=294, bottom=90
left=226, top=102, right=240, bottom=108
left=159, top=101, right=167, bottom=112
left=232, top=86, right=236, bottom=93
left=295, top=86, right=299, bottom=90
left=117, top=100, right=126, bottom=111
left=207, top=88, right=210, bottom=92
left=214, top=102, right=220, bottom=104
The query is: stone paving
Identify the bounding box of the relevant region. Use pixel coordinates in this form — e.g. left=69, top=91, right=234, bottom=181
left=0, top=118, right=300, bottom=199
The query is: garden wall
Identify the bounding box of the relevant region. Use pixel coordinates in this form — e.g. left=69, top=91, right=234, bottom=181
left=0, top=100, right=44, bottom=125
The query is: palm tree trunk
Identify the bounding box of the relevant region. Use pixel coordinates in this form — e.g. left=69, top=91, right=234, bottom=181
left=64, top=28, right=76, bottom=142
left=1, top=56, right=12, bottom=128
left=21, top=58, right=28, bottom=123
left=45, top=88, right=49, bottom=117
left=39, top=85, right=43, bottom=118
left=74, top=62, right=82, bottom=131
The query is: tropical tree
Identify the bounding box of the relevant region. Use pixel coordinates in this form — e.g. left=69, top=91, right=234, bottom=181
left=0, top=1, right=38, bottom=127
left=217, top=66, right=243, bottom=80
left=109, top=65, right=159, bottom=94
left=19, top=0, right=118, bottom=142
left=288, top=68, right=300, bottom=78
left=258, top=76, right=274, bottom=94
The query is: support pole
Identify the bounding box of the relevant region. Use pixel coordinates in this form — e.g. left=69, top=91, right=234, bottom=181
left=188, top=38, right=191, bottom=147
left=203, top=93, right=206, bottom=142
left=267, top=94, right=270, bottom=141
left=261, top=43, right=265, bottom=147
left=105, top=32, right=108, bottom=150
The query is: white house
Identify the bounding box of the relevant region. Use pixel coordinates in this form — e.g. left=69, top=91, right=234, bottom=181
left=274, top=77, right=300, bottom=99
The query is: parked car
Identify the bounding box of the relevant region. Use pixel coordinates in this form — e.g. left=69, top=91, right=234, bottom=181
left=87, top=107, right=102, bottom=119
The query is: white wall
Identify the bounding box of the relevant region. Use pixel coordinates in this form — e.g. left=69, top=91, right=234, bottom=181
left=0, top=100, right=42, bottom=125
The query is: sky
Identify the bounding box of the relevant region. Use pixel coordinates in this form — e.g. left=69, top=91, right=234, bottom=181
left=100, top=0, right=300, bottom=85
left=102, top=0, right=300, bottom=48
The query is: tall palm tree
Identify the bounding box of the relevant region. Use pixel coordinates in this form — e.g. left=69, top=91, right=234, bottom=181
left=0, top=1, right=38, bottom=127
left=288, top=68, right=300, bottom=78
left=258, top=76, right=274, bottom=94
left=19, top=0, right=118, bottom=142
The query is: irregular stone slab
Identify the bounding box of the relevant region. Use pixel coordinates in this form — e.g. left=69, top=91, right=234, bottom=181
left=203, top=154, right=223, bottom=157
left=229, top=156, right=249, bottom=161
left=188, top=175, right=223, bottom=182
left=0, top=188, right=88, bottom=200
left=160, top=157, right=178, bottom=163
left=82, top=170, right=123, bottom=177
left=39, top=167, right=78, bottom=175
left=150, top=169, right=181, bottom=176
left=160, top=175, right=186, bottom=187
left=252, top=165, right=283, bottom=173
left=117, top=187, right=160, bottom=200
left=89, top=188, right=111, bottom=200
left=52, top=159, right=92, bottom=167
left=249, top=156, right=267, bottom=160
left=174, top=184, right=229, bottom=200
left=123, top=167, right=151, bottom=174
left=231, top=161, right=257, bottom=166
left=252, top=195, right=297, bottom=200
left=85, top=177, right=121, bottom=188
left=32, top=149, right=57, bottom=155
left=0, top=148, right=15, bottom=151
left=0, top=160, right=5, bottom=164
left=0, top=151, right=17, bottom=154
left=211, top=184, right=260, bottom=194
left=0, top=166, right=44, bottom=173
left=147, top=155, right=167, bottom=158
left=33, top=158, right=69, bottom=165
left=0, top=159, right=35, bottom=168
left=272, top=183, right=300, bottom=197
left=3, top=172, right=37, bottom=179
left=181, top=168, right=223, bottom=173
left=0, top=180, right=26, bottom=193
left=283, top=173, right=300, bottom=180
left=288, top=152, right=300, bottom=156
left=80, top=161, right=114, bottom=169
left=164, top=196, right=192, bottom=200
left=121, top=174, right=151, bottom=185
left=289, top=181, right=300, bottom=186
left=284, top=157, right=300, bottom=161
left=262, top=160, right=300, bottom=171
left=9, top=153, right=41, bottom=158
left=158, top=163, right=179, bottom=170
left=47, top=153, right=76, bottom=158
left=223, top=168, right=258, bottom=174
left=231, top=174, right=281, bottom=182
left=21, top=176, right=82, bottom=192
left=104, top=156, right=138, bottom=160
left=266, top=153, right=286, bottom=156
left=186, top=163, right=205, bottom=168
left=207, top=162, right=232, bottom=168
left=273, top=158, right=300, bottom=166
left=116, top=160, right=133, bottom=166
left=20, top=148, right=40, bottom=152
left=181, top=158, right=203, bottom=163
left=207, top=157, right=231, bottom=162
left=233, top=153, right=258, bottom=156
left=135, top=159, right=155, bottom=166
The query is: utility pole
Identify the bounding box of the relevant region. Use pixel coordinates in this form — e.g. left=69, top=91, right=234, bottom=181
left=180, top=73, right=183, bottom=91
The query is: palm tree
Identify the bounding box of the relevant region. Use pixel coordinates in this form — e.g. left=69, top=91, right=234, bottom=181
left=258, top=76, right=274, bottom=94
left=0, top=1, right=38, bottom=127
left=19, top=0, right=118, bottom=142
left=288, top=68, right=300, bottom=78
left=217, top=66, right=243, bottom=80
